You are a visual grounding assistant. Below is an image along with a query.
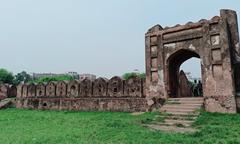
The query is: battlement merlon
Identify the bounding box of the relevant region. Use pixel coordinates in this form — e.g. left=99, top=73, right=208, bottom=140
left=145, top=9, right=239, bottom=40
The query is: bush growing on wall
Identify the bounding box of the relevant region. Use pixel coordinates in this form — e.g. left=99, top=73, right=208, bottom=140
left=122, top=72, right=146, bottom=80
left=29, top=75, right=74, bottom=84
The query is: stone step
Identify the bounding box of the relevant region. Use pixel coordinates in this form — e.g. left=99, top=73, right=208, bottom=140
left=164, top=119, right=194, bottom=125
left=148, top=97, right=203, bottom=133
left=161, top=107, right=201, bottom=112
left=166, top=100, right=203, bottom=105
left=163, top=111, right=199, bottom=116
left=167, top=100, right=203, bottom=103
left=165, top=103, right=203, bottom=106
left=162, top=105, right=202, bottom=110
left=146, top=124, right=197, bottom=133
left=160, top=108, right=199, bottom=113
left=168, top=97, right=203, bottom=101
left=153, top=121, right=192, bottom=127
left=161, top=110, right=199, bottom=115
left=156, top=115, right=197, bottom=121
left=168, top=98, right=203, bottom=101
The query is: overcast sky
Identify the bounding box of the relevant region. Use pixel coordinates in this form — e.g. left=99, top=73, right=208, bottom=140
left=0, top=0, right=239, bottom=78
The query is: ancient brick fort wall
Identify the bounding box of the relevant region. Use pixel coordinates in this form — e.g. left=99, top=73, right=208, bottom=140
left=3, top=9, right=240, bottom=114
left=0, top=84, right=17, bottom=100
left=15, top=76, right=149, bottom=112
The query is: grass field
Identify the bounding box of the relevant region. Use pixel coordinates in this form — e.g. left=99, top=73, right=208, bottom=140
left=0, top=109, right=240, bottom=144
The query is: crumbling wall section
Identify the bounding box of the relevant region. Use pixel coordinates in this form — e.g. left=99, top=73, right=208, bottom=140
left=0, top=84, right=9, bottom=100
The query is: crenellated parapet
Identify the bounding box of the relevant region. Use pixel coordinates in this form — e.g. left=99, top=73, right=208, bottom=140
left=107, top=76, right=124, bottom=97
left=93, top=77, right=108, bottom=97
left=16, top=76, right=147, bottom=112
left=17, top=76, right=146, bottom=98
left=79, top=79, right=92, bottom=97
left=46, top=82, right=57, bottom=97
left=0, top=84, right=10, bottom=100
left=0, top=84, right=17, bottom=100
left=56, top=81, right=67, bottom=97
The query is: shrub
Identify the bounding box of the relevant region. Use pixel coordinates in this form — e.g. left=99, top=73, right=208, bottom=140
left=29, top=75, right=74, bottom=84
left=122, top=72, right=146, bottom=80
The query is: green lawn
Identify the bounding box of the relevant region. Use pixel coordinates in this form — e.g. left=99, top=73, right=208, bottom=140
left=0, top=109, right=240, bottom=144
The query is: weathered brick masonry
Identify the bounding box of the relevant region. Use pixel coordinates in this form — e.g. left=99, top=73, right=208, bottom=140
left=16, top=76, right=148, bottom=112
left=0, top=84, right=17, bottom=100
left=145, top=9, right=240, bottom=113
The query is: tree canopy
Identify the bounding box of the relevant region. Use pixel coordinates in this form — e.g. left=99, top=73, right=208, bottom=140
left=0, top=68, right=75, bottom=85
left=0, top=68, right=14, bottom=84
left=14, top=71, right=32, bottom=85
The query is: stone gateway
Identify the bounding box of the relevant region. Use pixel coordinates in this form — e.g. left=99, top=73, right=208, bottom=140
left=145, top=9, right=240, bottom=113
left=11, top=9, right=240, bottom=113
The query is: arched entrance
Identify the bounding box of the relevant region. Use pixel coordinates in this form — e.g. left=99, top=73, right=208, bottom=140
left=145, top=9, right=239, bottom=113
left=167, top=49, right=202, bottom=98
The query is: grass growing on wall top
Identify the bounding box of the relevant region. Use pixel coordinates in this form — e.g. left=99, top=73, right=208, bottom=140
left=29, top=75, right=74, bottom=84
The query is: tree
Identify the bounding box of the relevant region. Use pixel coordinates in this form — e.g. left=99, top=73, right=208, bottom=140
left=0, top=68, right=14, bottom=84
left=14, top=71, right=32, bottom=84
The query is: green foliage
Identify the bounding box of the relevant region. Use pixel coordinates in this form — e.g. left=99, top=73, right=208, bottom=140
left=188, top=80, right=194, bottom=87
left=122, top=72, right=137, bottom=80
left=14, top=71, right=32, bottom=85
left=139, top=73, right=146, bottom=79
left=30, top=75, right=74, bottom=84
left=0, top=109, right=240, bottom=144
left=0, top=68, right=14, bottom=84
left=122, top=72, right=146, bottom=80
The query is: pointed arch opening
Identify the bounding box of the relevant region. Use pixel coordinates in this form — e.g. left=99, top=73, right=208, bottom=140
left=167, top=49, right=202, bottom=98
